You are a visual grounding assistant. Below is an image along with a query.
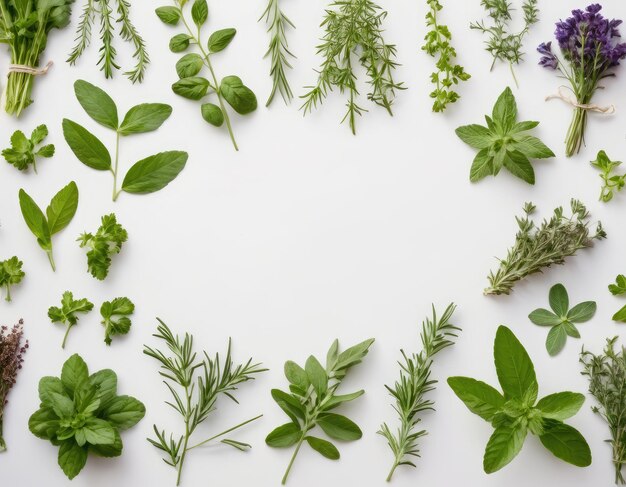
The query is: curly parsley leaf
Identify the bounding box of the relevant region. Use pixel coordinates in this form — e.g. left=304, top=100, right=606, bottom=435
left=0, top=256, right=25, bottom=302
left=456, top=87, right=554, bottom=184
left=78, top=214, right=128, bottom=280
left=100, top=297, right=134, bottom=345
left=2, top=125, right=55, bottom=173
left=48, top=291, right=94, bottom=349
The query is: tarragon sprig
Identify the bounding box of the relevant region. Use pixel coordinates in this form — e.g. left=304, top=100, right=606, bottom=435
left=379, top=303, right=459, bottom=481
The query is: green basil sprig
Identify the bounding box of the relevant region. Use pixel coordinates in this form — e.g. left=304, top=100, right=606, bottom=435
left=63, top=80, right=187, bottom=202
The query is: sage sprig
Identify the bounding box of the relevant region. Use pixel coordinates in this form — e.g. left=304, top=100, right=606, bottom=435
left=266, top=338, right=374, bottom=484
left=301, top=0, right=404, bottom=134
left=144, top=319, right=266, bottom=486
left=156, top=0, right=258, bottom=151
left=485, top=200, right=605, bottom=295
left=379, top=304, right=459, bottom=481
left=63, top=80, right=187, bottom=202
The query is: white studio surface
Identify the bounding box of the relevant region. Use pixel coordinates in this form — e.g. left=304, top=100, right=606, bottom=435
left=1, top=1, right=626, bottom=486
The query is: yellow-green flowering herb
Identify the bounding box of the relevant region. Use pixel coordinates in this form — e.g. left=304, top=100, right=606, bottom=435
left=529, top=284, right=596, bottom=356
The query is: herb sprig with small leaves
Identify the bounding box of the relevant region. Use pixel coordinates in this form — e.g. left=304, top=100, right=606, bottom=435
left=100, top=297, right=134, bottom=345
left=301, top=0, right=404, bottom=134
left=470, top=0, right=539, bottom=86
left=68, top=0, right=150, bottom=82
left=422, top=0, right=470, bottom=112
left=379, top=304, right=459, bottom=481
left=449, top=325, right=591, bottom=473
left=156, top=0, right=258, bottom=151
left=144, top=319, right=266, bottom=486
left=63, top=80, right=187, bottom=202
left=2, top=125, right=54, bottom=173
left=78, top=214, right=128, bottom=280
left=485, top=200, right=605, bottom=295
left=609, top=275, right=626, bottom=323
left=581, top=337, right=626, bottom=484
left=19, top=182, right=79, bottom=271
left=529, top=284, right=596, bottom=356
left=48, top=291, right=94, bottom=349
left=0, top=257, right=24, bottom=302
left=591, top=150, right=625, bottom=203
left=260, top=0, right=295, bottom=106
left=456, top=87, right=554, bottom=184
left=266, top=338, right=374, bottom=484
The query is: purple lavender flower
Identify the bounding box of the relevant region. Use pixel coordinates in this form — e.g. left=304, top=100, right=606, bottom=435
left=538, top=42, right=558, bottom=69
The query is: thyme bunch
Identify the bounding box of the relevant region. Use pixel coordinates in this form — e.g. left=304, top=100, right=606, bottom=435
left=422, top=0, right=470, bottom=112
left=379, top=304, right=459, bottom=482
left=68, top=0, right=150, bottom=83
left=485, top=200, right=605, bottom=296
left=260, top=0, right=295, bottom=106
left=144, top=319, right=266, bottom=486
left=301, top=0, right=404, bottom=134
left=581, top=337, right=626, bottom=484
left=470, top=0, right=539, bottom=86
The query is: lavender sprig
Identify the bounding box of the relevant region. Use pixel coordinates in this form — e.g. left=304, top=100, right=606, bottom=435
left=538, top=4, right=626, bottom=157
left=0, top=320, right=28, bottom=452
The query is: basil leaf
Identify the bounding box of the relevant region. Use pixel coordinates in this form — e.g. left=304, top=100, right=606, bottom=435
left=208, top=28, right=236, bottom=53
left=265, top=422, right=301, bottom=448
left=90, top=429, right=123, bottom=457
left=172, top=77, right=210, bottom=100
left=74, top=80, right=118, bottom=129
left=100, top=395, right=146, bottom=430
left=549, top=283, right=569, bottom=317
left=38, top=376, right=66, bottom=406
left=201, top=103, right=224, bottom=127
left=46, top=181, right=79, bottom=235
left=122, top=151, right=188, bottom=194
left=502, top=150, right=535, bottom=185
left=447, top=377, right=505, bottom=422
left=305, top=436, right=340, bottom=460
left=118, top=104, right=173, bottom=135
left=155, top=6, right=181, bottom=25
left=82, top=417, right=116, bottom=445
left=191, top=0, right=208, bottom=26
left=483, top=421, right=527, bottom=473
left=528, top=309, right=561, bottom=327
left=567, top=301, right=596, bottom=323
left=546, top=324, right=567, bottom=356
left=58, top=441, right=88, bottom=480
left=455, top=124, right=493, bottom=149
left=536, top=392, right=585, bottom=421
left=494, top=326, right=537, bottom=402
left=305, top=356, right=327, bottom=397
left=469, top=148, right=493, bottom=182
left=47, top=391, right=75, bottom=419
left=63, top=119, right=112, bottom=170
left=317, top=413, right=362, bottom=441
left=176, top=53, right=204, bottom=78
left=61, top=354, right=89, bottom=396
left=18, top=189, right=51, bottom=250
left=220, top=76, right=258, bottom=115
left=539, top=421, right=591, bottom=467
left=492, top=86, right=517, bottom=132
left=170, top=33, right=192, bottom=53
left=89, top=370, right=118, bottom=406
left=28, top=407, right=60, bottom=440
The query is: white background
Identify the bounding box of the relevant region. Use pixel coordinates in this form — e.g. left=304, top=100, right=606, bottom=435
left=2, top=1, right=626, bottom=486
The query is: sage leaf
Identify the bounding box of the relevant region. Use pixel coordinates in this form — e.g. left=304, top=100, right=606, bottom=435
left=208, top=28, right=236, bottom=53
left=567, top=301, right=597, bottom=322
left=118, top=104, right=173, bottom=135
left=172, top=77, right=211, bottom=100
left=528, top=309, right=562, bottom=327
left=305, top=436, right=340, bottom=460
left=46, top=181, right=79, bottom=235
left=74, top=80, right=118, bottom=130
left=266, top=423, right=301, bottom=448
left=284, top=361, right=309, bottom=391
left=317, top=413, right=362, bottom=441
left=122, top=151, right=188, bottom=194
left=305, top=356, right=327, bottom=397
left=220, top=76, right=257, bottom=115
left=62, top=119, right=112, bottom=170
left=271, top=389, right=305, bottom=421
left=546, top=325, right=567, bottom=356
left=549, top=284, right=569, bottom=317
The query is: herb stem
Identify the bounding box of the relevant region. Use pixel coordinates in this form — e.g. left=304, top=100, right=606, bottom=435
left=0, top=414, right=5, bottom=453
left=5, top=285, right=11, bottom=303
left=509, top=62, right=519, bottom=89
left=187, top=414, right=263, bottom=450
left=282, top=433, right=306, bottom=485
left=61, top=324, right=71, bottom=349
left=176, top=383, right=192, bottom=486
left=112, top=131, right=120, bottom=201
left=46, top=250, right=56, bottom=272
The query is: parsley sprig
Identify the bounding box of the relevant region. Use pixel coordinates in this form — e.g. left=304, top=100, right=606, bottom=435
left=0, top=257, right=25, bottom=302
left=78, top=214, right=128, bottom=280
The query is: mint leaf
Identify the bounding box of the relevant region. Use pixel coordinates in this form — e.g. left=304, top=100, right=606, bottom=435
left=58, top=441, right=88, bottom=480
left=536, top=392, right=585, bottom=420
left=539, top=421, right=591, bottom=467
left=447, top=377, right=505, bottom=422
left=483, top=420, right=527, bottom=473
left=494, top=326, right=537, bottom=402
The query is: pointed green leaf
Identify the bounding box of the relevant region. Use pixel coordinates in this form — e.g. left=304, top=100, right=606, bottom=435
left=539, top=421, right=591, bottom=467
left=122, top=151, right=187, bottom=194
left=284, top=361, right=309, bottom=390
left=455, top=124, right=493, bottom=149
left=208, top=28, right=236, bottom=53
left=447, top=377, right=505, bottom=422
left=58, top=441, right=88, bottom=480
left=492, top=87, right=517, bottom=131
left=74, top=80, right=118, bottom=129
left=613, top=305, right=626, bottom=323
left=61, top=354, right=89, bottom=395
left=335, top=338, right=375, bottom=374
left=483, top=421, right=527, bottom=473
left=324, top=390, right=364, bottom=410
left=19, top=189, right=51, bottom=250
left=511, top=135, right=555, bottom=159
left=549, top=284, right=569, bottom=317
left=100, top=395, right=145, bottom=430
left=118, top=104, right=172, bottom=135
left=562, top=321, right=581, bottom=338
left=317, top=413, right=362, bottom=441
left=62, top=119, right=112, bottom=170
left=305, top=356, right=327, bottom=397
left=503, top=150, right=535, bottom=184
left=469, top=148, right=493, bottom=182
left=528, top=309, right=561, bottom=327
left=271, top=389, right=305, bottom=422
left=567, top=301, right=596, bottom=323
left=46, top=181, right=78, bottom=235
left=536, top=392, right=585, bottom=420
left=494, top=326, right=537, bottom=402
left=546, top=325, right=567, bottom=356
left=191, top=0, right=208, bottom=26
left=265, top=422, right=301, bottom=448
left=305, top=436, right=340, bottom=460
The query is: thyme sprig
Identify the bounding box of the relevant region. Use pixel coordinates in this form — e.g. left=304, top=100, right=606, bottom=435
left=379, top=303, right=460, bottom=482
left=144, top=319, right=266, bottom=486
left=260, top=0, right=296, bottom=106
left=581, top=337, right=626, bottom=484
left=470, top=0, right=538, bottom=86
left=485, top=200, right=605, bottom=296
left=301, top=0, right=404, bottom=134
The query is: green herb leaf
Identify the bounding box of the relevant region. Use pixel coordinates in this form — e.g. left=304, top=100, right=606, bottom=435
left=122, top=151, right=188, bottom=194
left=208, top=28, right=236, bottom=53
left=305, top=356, right=328, bottom=397
left=100, top=395, right=145, bottom=429
left=18, top=188, right=51, bottom=250
left=49, top=293, right=94, bottom=348
left=305, top=436, right=340, bottom=460
left=220, top=76, right=258, bottom=115
left=191, top=0, right=208, bottom=27
left=169, top=33, right=192, bottom=53
left=511, top=135, right=555, bottom=159
left=494, top=326, right=537, bottom=402
left=613, top=305, right=626, bottom=323
left=100, top=297, right=134, bottom=345
left=317, top=413, right=362, bottom=441
left=609, top=275, right=626, bottom=295
left=266, top=422, right=301, bottom=447
left=172, top=77, right=211, bottom=100
left=528, top=309, right=561, bottom=327
left=201, top=103, right=224, bottom=127
left=74, top=80, right=118, bottom=130
left=447, top=377, right=505, bottom=422
left=62, top=119, right=112, bottom=170
left=0, top=257, right=25, bottom=302
left=271, top=389, right=305, bottom=422
left=536, top=392, right=585, bottom=421
left=58, top=441, right=88, bottom=480
left=118, top=104, right=173, bottom=135
left=155, top=6, right=181, bottom=25
left=455, top=125, right=492, bottom=149
left=549, top=284, right=569, bottom=316
left=567, top=302, right=596, bottom=323
left=483, top=421, right=527, bottom=473
left=176, top=53, right=204, bottom=78
left=46, top=181, right=79, bottom=235
left=78, top=214, right=128, bottom=280
left=502, top=151, right=535, bottom=185
left=61, top=354, right=89, bottom=395
left=539, top=421, right=592, bottom=467
left=284, top=361, right=309, bottom=390
left=546, top=325, right=567, bottom=356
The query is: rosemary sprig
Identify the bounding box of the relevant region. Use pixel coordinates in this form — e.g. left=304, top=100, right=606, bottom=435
left=581, top=337, right=626, bottom=484
left=68, top=0, right=150, bottom=83
left=485, top=200, right=606, bottom=296
left=260, top=0, right=295, bottom=106
left=301, top=0, right=404, bottom=134
left=470, top=0, right=538, bottom=87
left=144, top=319, right=266, bottom=486
left=379, top=303, right=460, bottom=482
left=422, top=0, right=470, bottom=112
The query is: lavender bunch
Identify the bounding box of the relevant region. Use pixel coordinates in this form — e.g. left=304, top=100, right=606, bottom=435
left=538, top=4, right=626, bottom=157
left=0, top=320, right=28, bottom=452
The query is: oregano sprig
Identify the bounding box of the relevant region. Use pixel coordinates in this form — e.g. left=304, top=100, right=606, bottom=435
left=591, top=150, right=626, bottom=203
left=422, top=0, right=470, bottom=112
left=144, top=319, right=266, bottom=486
left=63, top=80, right=187, bottom=202
left=266, top=338, right=374, bottom=484
left=156, top=0, right=258, bottom=151
left=379, top=303, right=460, bottom=481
